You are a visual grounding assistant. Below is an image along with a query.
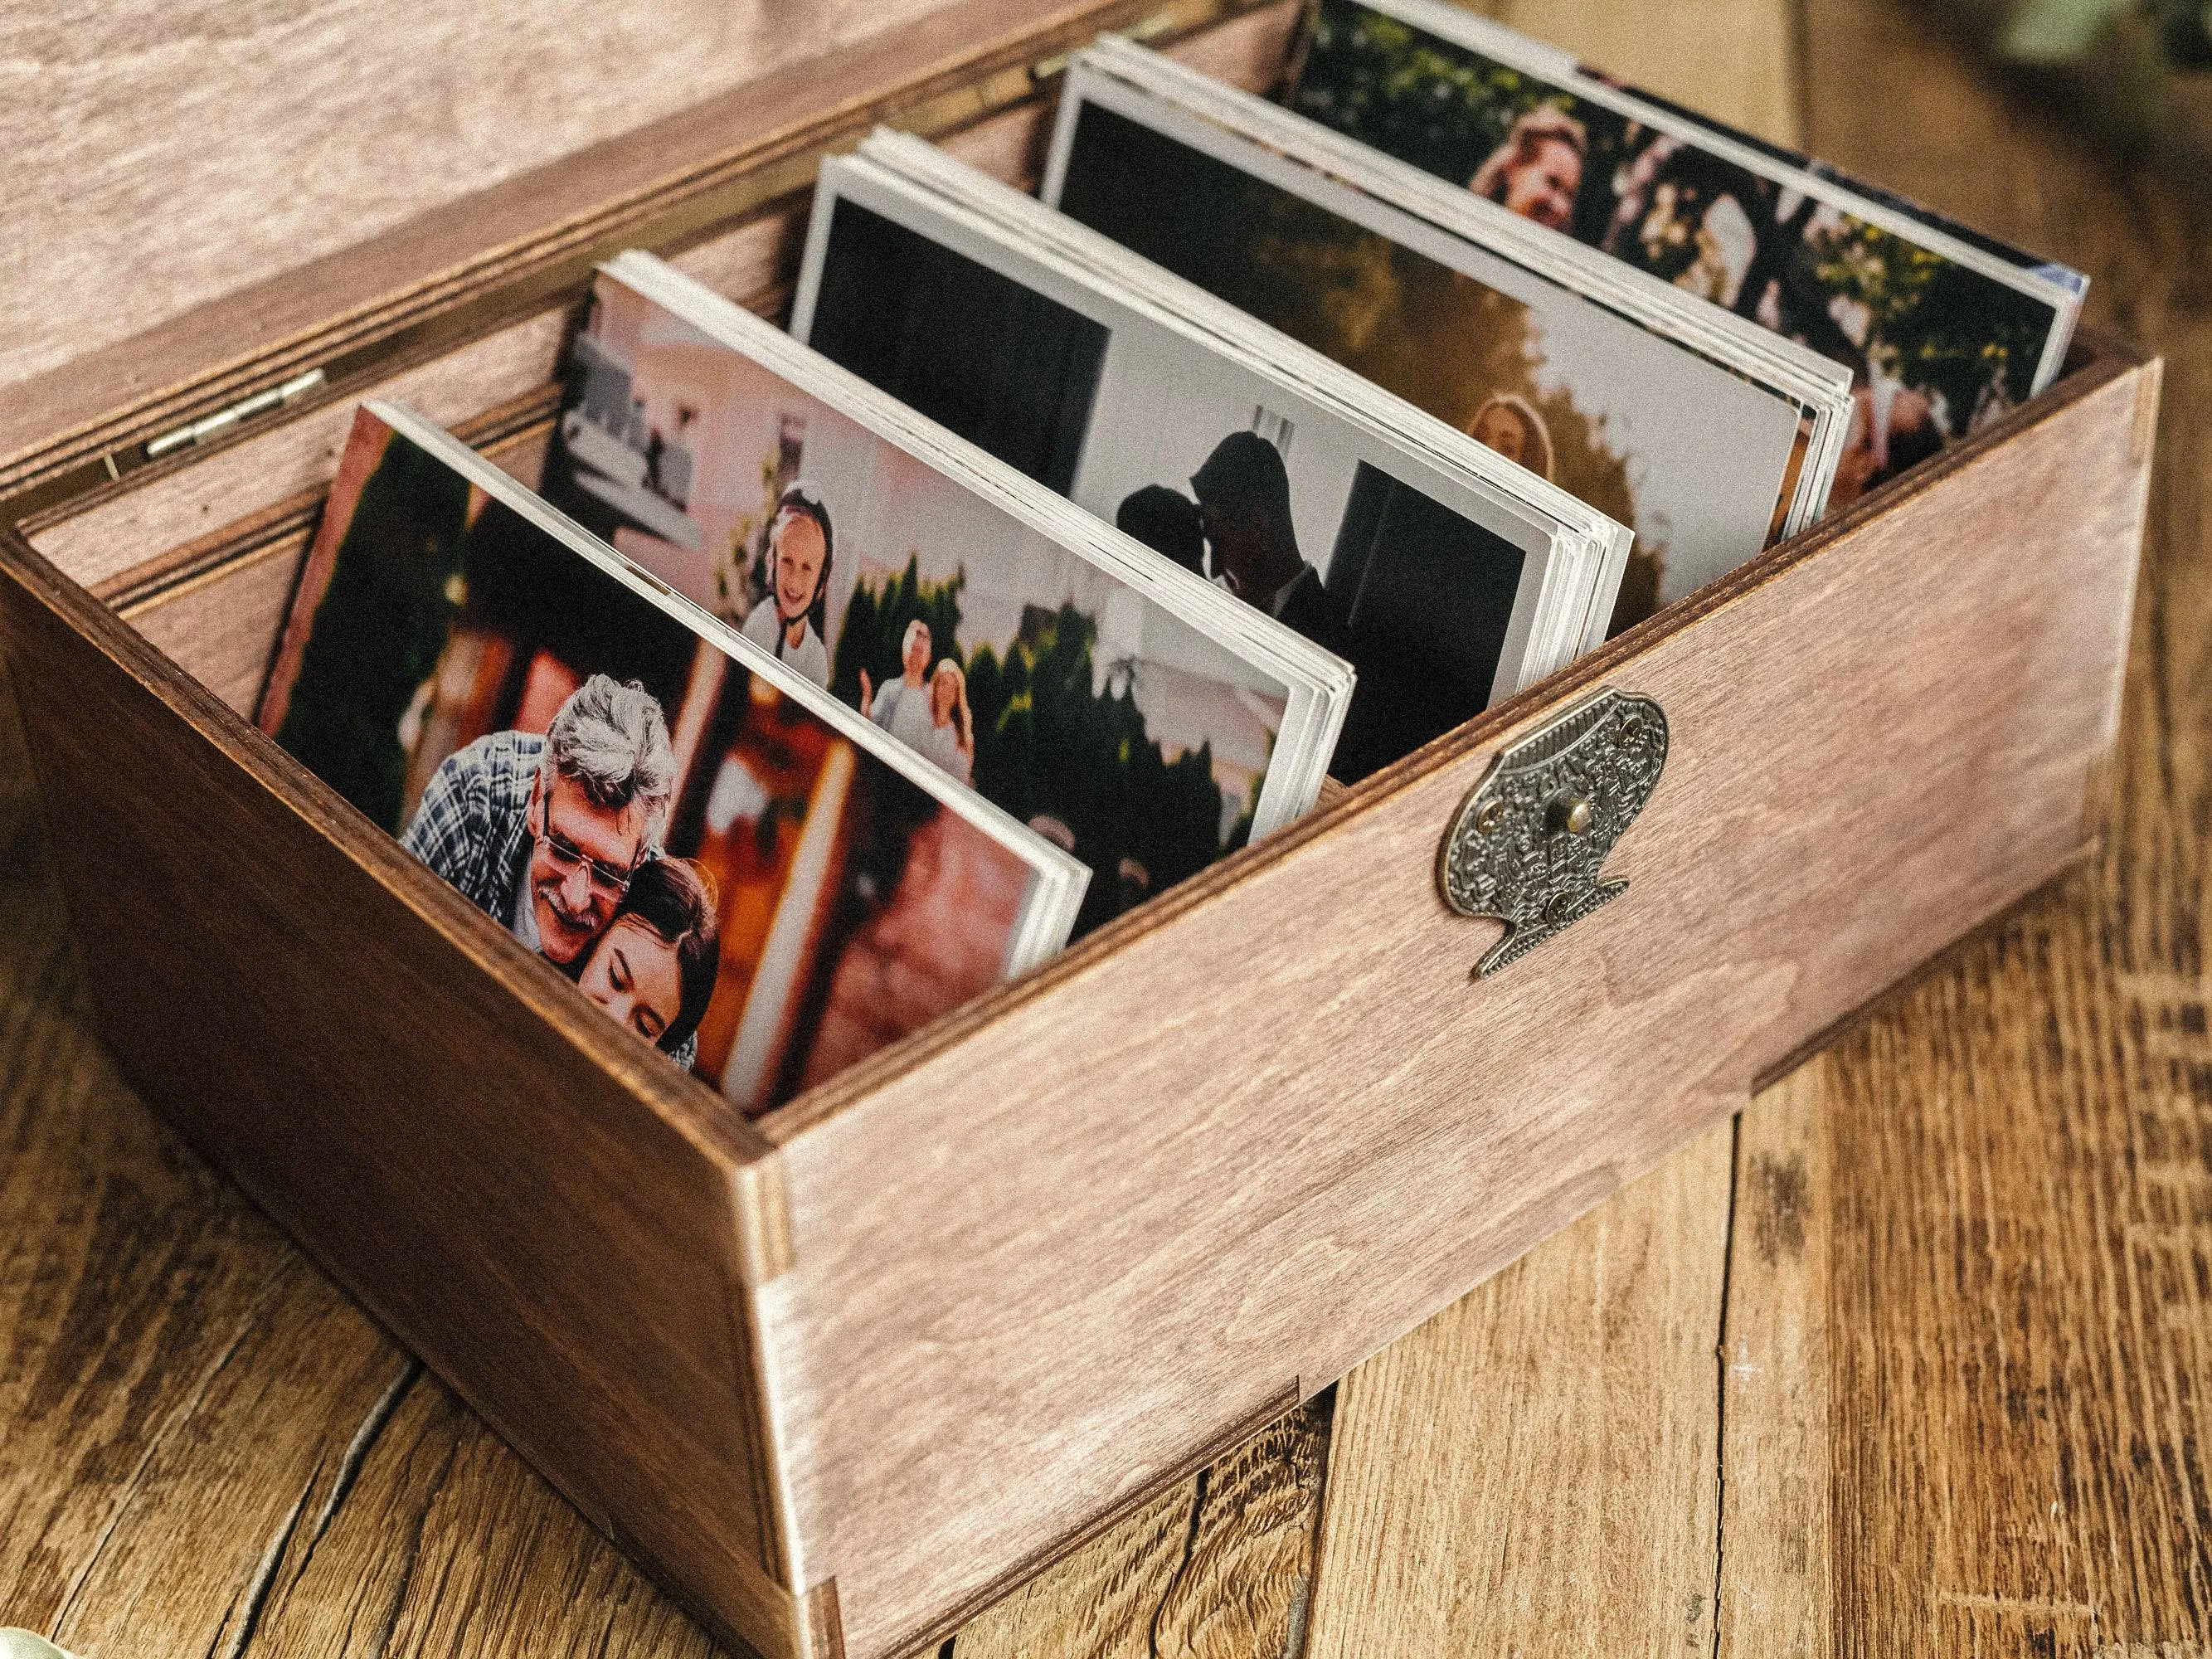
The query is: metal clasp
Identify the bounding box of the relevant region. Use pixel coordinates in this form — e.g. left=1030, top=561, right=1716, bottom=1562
left=1437, top=688, right=1669, bottom=978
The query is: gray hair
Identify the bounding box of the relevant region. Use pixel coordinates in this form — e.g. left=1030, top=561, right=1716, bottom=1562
left=545, top=674, right=675, bottom=825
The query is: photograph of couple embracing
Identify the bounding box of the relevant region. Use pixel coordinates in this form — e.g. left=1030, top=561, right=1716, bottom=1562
left=259, top=406, right=1057, bottom=1116
left=400, top=673, right=717, bottom=1067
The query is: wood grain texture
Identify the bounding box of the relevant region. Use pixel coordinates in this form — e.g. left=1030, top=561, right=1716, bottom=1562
left=27, top=310, right=571, bottom=596
left=0, top=0, right=956, bottom=395
left=1295, top=11, right=1807, bottom=1652
left=1303, top=1121, right=1734, bottom=1658
left=1793, top=3, right=2212, bottom=1653
left=19, top=2, right=1300, bottom=615
left=755, top=340, right=2149, bottom=1659
left=0, top=536, right=795, bottom=1657
left=0, top=2, right=2176, bottom=1659
left=1716, top=1063, right=1832, bottom=1659
left=0, top=693, right=720, bottom=1659
left=955, top=1402, right=1328, bottom=1659
left=0, top=0, right=1286, bottom=506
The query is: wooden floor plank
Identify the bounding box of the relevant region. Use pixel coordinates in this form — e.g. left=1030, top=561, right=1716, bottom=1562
left=1714, top=1063, right=1832, bottom=1659
left=955, top=1481, right=1197, bottom=1659
left=1302, top=1119, right=1736, bottom=1659
left=0, top=684, right=716, bottom=1658
left=953, top=1401, right=1330, bottom=1659
left=1793, top=2, right=2212, bottom=1654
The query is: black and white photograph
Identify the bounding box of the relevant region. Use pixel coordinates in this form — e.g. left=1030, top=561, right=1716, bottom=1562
left=793, top=135, right=1628, bottom=778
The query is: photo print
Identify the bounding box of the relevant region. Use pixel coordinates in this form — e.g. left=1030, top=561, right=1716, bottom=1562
left=1043, top=48, right=1847, bottom=630
left=260, top=403, right=1082, bottom=1116
left=1286, top=0, right=2084, bottom=510
left=542, top=260, right=1326, bottom=934
left=792, top=139, right=1618, bottom=779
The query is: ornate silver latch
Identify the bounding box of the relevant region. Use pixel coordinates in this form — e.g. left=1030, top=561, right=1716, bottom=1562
left=1437, top=688, right=1669, bottom=978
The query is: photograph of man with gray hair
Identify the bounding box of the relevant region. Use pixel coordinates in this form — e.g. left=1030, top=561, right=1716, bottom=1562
left=401, top=672, right=675, bottom=974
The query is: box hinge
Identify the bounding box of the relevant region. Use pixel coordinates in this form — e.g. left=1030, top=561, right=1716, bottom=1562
left=1438, top=688, right=1669, bottom=977
left=142, top=367, right=327, bottom=462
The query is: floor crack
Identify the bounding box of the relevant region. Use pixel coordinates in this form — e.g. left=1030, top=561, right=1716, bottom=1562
left=206, top=1467, right=317, bottom=1659
left=1149, top=1467, right=1210, bottom=1659
left=367, top=1418, right=464, bottom=1659
left=1709, top=1112, right=1745, bottom=1659
left=49, top=1256, right=295, bottom=1639
left=297, top=1356, right=422, bottom=1576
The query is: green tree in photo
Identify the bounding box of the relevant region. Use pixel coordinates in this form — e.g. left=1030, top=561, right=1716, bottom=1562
left=1290, top=0, right=1636, bottom=246
left=967, top=606, right=1229, bottom=914
left=1814, top=217, right=2049, bottom=422
left=1291, top=6, right=1546, bottom=185
left=836, top=567, right=1233, bottom=929
left=829, top=551, right=968, bottom=710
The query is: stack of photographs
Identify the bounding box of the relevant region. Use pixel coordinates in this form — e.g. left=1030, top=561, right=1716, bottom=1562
left=542, top=251, right=1353, bottom=937
left=258, top=402, right=1088, bottom=1117
left=1284, top=0, right=2087, bottom=515
left=790, top=129, right=1633, bottom=780
left=1042, top=36, right=1857, bottom=633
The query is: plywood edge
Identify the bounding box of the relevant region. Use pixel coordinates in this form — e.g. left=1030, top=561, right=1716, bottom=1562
left=756, top=333, right=2151, bottom=1151
left=799, top=1580, right=847, bottom=1659
left=0, top=523, right=772, bottom=1180
left=723, top=1156, right=807, bottom=1594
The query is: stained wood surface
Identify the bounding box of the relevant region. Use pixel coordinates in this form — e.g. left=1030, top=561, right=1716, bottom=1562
left=0, top=0, right=1181, bottom=472
left=1305, top=1121, right=1735, bottom=1657
left=0, top=537, right=797, bottom=1656
left=1299, top=1, right=2212, bottom=1657
left=1298, top=13, right=1807, bottom=1652
left=0, top=7, right=2201, bottom=1659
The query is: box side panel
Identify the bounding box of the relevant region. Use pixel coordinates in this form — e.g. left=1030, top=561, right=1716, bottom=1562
left=0, top=541, right=801, bottom=1659
left=765, top=358, right=2156, bottom=1659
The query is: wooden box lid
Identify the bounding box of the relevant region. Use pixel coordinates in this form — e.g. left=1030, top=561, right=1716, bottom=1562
left=1, top=0, right=1234, bottom=504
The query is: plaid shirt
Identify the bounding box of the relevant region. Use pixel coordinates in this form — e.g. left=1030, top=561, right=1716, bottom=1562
left=402, top=730, right=541, bottom=919
left=401, top=731, right=696, bottom=1072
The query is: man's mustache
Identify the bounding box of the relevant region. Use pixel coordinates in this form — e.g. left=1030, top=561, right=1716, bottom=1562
left=535, top=881, right=599, bottom=931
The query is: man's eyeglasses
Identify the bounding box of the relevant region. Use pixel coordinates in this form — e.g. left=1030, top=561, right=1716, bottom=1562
left=536, top=789, right=636, bottom=902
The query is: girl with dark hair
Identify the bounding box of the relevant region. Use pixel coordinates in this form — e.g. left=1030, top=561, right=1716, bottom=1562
left=740, top=481, right=834, bottom=688
left=576, top=855, right=721, bottom=1061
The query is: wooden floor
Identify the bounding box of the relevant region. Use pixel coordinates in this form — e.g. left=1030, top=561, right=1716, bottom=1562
left=5, top=0, right=2208, bottom=1654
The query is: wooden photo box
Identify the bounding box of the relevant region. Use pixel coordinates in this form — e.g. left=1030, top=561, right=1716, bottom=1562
left=0, top=2, right=2159, bottom=1657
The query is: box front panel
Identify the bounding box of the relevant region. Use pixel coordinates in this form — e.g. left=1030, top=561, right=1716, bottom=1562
left=758, top=354, right=2155, bottom=1659
left=0, top=543, right=804, bottom=1657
